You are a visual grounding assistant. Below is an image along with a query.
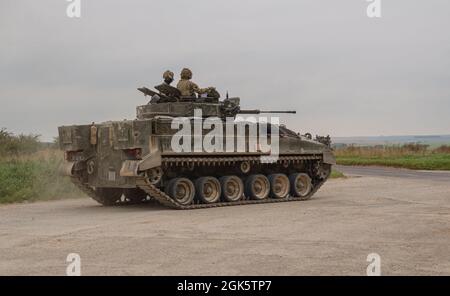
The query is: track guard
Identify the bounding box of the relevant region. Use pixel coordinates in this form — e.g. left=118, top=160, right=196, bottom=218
left=323, top=150, right=336, bottom=165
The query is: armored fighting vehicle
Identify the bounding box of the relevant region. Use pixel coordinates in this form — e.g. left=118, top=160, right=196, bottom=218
left=58, top=84, right=335, bottom=209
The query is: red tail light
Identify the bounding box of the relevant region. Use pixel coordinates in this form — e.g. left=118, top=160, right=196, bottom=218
left=124, top=148, right=142, bottom=159
left=64, top=151, right=84, bottom=161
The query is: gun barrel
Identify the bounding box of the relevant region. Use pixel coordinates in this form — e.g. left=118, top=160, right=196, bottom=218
left=238, top=110, right=296, bottom=114
left=259, top=110, right=296, bottom=114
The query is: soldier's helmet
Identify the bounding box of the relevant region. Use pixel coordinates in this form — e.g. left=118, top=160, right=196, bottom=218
left=163, top=70, right=174, bottom=81
left=180, top=68, right=193, bottom=80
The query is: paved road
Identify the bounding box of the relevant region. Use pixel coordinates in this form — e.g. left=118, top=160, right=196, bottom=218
left=336, top=165, right=450, bottom=182
left=0, top=169, right=449, bottom=275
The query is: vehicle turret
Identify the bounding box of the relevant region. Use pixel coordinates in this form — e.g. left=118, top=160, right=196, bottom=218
left=136, top=87, right=295, bottom=119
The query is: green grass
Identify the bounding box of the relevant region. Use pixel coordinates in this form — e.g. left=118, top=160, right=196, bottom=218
left=0, top=150, right=81, bottom=204
left=336, top=154, right=450, bottom=170
left=330, top=169, right=346, bottom=178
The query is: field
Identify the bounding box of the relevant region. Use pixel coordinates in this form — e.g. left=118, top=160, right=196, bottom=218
left=0, top=150, right=80, bottom=204
left=0, top=128, right=80, bottom=204
left=335, top=144, right=450, bottom=170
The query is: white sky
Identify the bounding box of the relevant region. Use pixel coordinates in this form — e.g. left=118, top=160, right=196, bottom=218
left=1, top=0, right=449, bottom=141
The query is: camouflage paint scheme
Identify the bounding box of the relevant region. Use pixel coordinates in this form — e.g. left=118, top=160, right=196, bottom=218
left=58, top=91, right=335, bottom=207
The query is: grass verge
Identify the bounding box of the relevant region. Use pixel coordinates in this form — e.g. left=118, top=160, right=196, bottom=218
left=330, top=169, right=346, bottom=178
left=0, top=150, right=81, bottom=204
left=336, top=154, right=450, bottom=170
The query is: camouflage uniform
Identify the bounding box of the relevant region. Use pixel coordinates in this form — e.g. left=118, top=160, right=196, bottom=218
left=176, top=68, right=209, bottom=96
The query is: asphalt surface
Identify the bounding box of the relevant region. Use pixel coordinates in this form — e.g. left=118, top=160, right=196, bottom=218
left=0, top=166, right=449, bottom=275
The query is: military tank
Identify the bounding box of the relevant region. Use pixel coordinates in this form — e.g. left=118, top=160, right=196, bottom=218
left=58, top=83, right=335, bottom=209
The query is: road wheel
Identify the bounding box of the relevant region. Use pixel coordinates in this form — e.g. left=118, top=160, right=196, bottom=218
left=146, top=167, right=163, bottom=184
left=245, top=174, right=270, bottom=200
left=195, top=177, right=221, bottom=204
left=289, top=173, right=312, bottom=198
left=93, top=188, right=123, bottom=206
left=124, top=188, right=148, bottom=204
left=240, top=161, right=251, bottom=174
left=167, top=178, right=195, bottom=206
left=268, top=174, right=290, bottom=199
left=219, top=175, right=244, bottom=202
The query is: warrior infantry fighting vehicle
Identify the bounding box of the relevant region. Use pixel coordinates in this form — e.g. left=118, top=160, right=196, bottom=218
left=58, top=84, right=335, bottom=209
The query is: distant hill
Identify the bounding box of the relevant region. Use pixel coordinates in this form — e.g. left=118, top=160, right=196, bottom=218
left=332, top=135, right=450, bottom=147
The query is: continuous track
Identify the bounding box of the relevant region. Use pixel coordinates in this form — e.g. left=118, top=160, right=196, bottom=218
left=70, top=176, right=106, bottom=204
left=135, top=175, right=327, bottom=210
left=71, top=154, right=329, bottom=210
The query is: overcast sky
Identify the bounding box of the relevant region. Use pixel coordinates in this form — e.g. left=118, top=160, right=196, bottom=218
left=1, top=0, right=449, bottom=141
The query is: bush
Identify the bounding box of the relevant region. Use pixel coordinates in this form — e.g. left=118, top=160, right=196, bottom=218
left=0, top=150, right=81, bottom=204
left=0, top=128, right=42, bottom=157
left=0, top=128, right=81, bottom=204
left=433, top=145, right=450, bottom=154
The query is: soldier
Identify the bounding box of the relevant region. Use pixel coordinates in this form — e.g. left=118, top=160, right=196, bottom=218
left=153, top=70, right=180, bottom=101
left=162, top=70, right=174, bottom=85
left=176, top=68, right=210, bottom=97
